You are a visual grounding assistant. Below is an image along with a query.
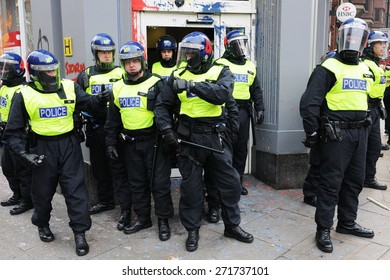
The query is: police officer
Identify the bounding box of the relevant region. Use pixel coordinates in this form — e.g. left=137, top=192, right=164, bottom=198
left=105, top=41, right=174, bottom=241
left=215, top=30, right=265, bottom=195
left=302, top=51, right=336, bottom=207
left=360, top=31, right=388, bottom=191
left=3, top=50, right=109, bottom=256
left=77, top=33, right=132, bottom=230
left=300, top=18, right=375, bottom=253
left=155, top=31, right=253, bottom=252
left=0, top=53, right=33, bottom=215
left=151, top=35, right=177, bottom=79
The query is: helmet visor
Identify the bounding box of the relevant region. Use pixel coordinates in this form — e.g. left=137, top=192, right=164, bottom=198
left=338, top=27, right=368, bottom=53
left=228, top=36, right=249, bottom=58
left=0, top=59, right=17, bottom=81
left=176, top=42, right=202, bottom=70
left=34, top=68, right=60, bottom=92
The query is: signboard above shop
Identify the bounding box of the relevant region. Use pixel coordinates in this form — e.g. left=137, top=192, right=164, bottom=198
left=336, top=2, right=357, bottom=22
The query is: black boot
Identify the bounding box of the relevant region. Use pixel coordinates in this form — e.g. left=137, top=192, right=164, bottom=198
left=363, top=179, right=387, bottom=190
left=208, top=205, right=220, bottom=223
left=240, top=176, right=248, bottom=195
left=186, top=229, right=199, bottom=252
left=303, top=196, right=317, bottom=207
left=74, top=232, right=89, bottom=256
left=10, top=199, right=33, bottom=215
left=38, top=226, right=55, bottom=242
left=117, top=209, right=131, bottom=231
left=224, top=226, right=254, bottom=243
left=124, top=217, right=152, bottom=234
left=316, top=228, right=333, bottom=253
left=335, top=221, right=375, bottom=238
left=1, top=194, right=21, bottom=207
left=158, top=218, right=171, bottom=241
left=89, top=201, right=115, bottom=214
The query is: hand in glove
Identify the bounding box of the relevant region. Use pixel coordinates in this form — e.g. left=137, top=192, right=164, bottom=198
left=17, top=152, right=45, bottom=169
left=106, top=145, right=119, bottom=161
left=161, top=128, right=178, bottom=149
left=173, top=78, right=195, bottom=93
left=256, top=110, right=264, bottom=125
left=98, top=88, right=112, bottom=103
left=302, top=132, right=319, bottom=148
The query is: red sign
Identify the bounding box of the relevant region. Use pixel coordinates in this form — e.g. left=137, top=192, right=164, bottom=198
left=2, top=31, right=21, bottom=48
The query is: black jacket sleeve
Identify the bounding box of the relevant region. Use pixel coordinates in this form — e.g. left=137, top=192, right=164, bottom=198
left=299, top=65, right=336, bottom=134
left=154, top=74, right=179, bottom=131
left=250, top=73, right=265, bottom=112
left=104, top=93, right=123, bottom=146
left=2, top=92, right=29, bottom=155
left=191, top=66, right=235, bottom=105
left=74, top=82, right=106, bottom=115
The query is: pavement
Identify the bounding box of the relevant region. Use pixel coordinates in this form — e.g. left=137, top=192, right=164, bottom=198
left=0, top=135, right=390, bottom=263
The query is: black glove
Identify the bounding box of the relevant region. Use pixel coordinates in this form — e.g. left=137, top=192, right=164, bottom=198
left=379, top=104, right=387, bottom=120
left=161, top=128, right=178, bottom=148
left=106, top=145, right=119, bottom=161
left=173, top=78, right=195, bottom=93
left=75, top=127, right=85, bottom=143
left=98, top=88, right=112, bottom=103
left=256, top=110, right=264, bottom=125
left=17, top=152, right=45, bottom=169
left=302, top=133, right=319, bottom=148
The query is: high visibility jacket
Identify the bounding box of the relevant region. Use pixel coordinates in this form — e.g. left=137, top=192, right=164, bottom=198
left=85, top=67, right=122, bottom=95
left=386, top=68, right=390, bottom=87
left=216, top=58, right=256, bottom=100
left=362, top=59, right=386, bottom=99
left=321, top=58, right=372, bottom=111
left=21, top=79, right=76, bottom=136
left=113, top=75, right=161, bottom=130
left=174, top=65, right=225, bottom=118
left=151, top=62, right=176, bottom=80
left=0, top=84, right=24, bottom=122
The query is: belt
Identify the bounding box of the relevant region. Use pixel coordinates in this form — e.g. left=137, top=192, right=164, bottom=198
left=119, top=133, right=155, bottom=142
left=191, top=123, right=226, bottom=133
left=35, top=130, right=74, bottom=141
left=329, top=120, right=367, bottom=129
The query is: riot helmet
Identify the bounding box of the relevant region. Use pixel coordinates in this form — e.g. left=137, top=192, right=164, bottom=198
left=27, top=50, right=60, bottom=92
left=337, top=18, right=369, bottom=54
left=176, top=32, right=213, bottom=73
left=224, top=30, right=249, bottom=59
left=0, top=52, right=25, bottom=81
left=156, top=35, right=177, bottom=67
left=119, top=41, right=147, bottom=80
left=90, top=33, right=116, bottom=70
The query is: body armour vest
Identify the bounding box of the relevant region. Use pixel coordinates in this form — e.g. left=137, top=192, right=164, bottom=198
left=113, top=75, right=161, bottom=130
left=151, top=62, right=176, bottom=80
left=216, top=58, right=256, bottom=100
left=85, top=67, right=122, bottom=95
left=321, top=58, right=372, bottom=111
left=386, top=68, right=390, bottom=88
left=362, top=59, right=386, bottom=99
left=174, top=65, right=225, bottom=118
left=21, top=79, right=76, bottom=136
left=0, top=84, right=24, bottom=122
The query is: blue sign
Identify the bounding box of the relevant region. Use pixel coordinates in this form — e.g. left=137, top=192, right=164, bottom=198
left=0, top=96, right=7, bottom=108
left=119, top=97, right=141, bottom=108
left=234, top=73, right=248, bottom=83
left=39, top=106, right=68, bottom=118
left=342, top=78, right=367, bottom=91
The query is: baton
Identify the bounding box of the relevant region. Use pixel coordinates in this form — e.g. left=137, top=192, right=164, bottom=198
left=178, top=139, right=224, bottom=154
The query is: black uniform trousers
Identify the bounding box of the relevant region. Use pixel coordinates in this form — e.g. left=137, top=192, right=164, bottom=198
left=86, top=124, right=114, bottom=204
left=109, top=141, right=132, bottom=211
left=30, top=134, right=91, bottom=233
left=232, top=107, right=250, bottom=179
left=178, top=130, right=241, bottom=230
left=315, top=127, right=367, bottom=229
left=203, top=134, right=234, bottom=209
left=123, top=136, right=173, bottom=220
left=365, top=106, right=382, bottom=182
left=384, top=87, right=390, bottom=132
left=302, top=144, right=320, bottom=197
left=1, top=145, right=32, bottom=200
